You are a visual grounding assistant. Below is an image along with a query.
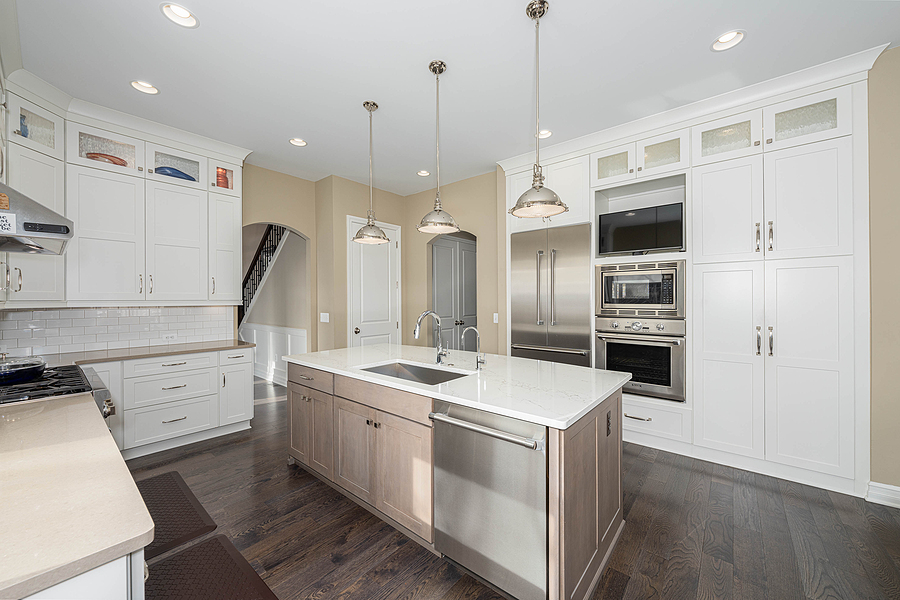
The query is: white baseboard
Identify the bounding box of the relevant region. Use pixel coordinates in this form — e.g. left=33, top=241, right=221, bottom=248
left=866, top=482, right=900, bottom=508
left=238, top=323, right=307, bottom=387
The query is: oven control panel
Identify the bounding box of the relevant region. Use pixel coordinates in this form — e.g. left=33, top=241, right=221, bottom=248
left=595, top=316, right=686, bottom=336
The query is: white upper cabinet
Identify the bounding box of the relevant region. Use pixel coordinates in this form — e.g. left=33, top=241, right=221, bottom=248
left=7, top=93, right=65, bottom=161
left=636, top=129, right=690, bottom=178
left=145, top=143, right=208, bottom=191
left=145, top=181, right=208, bottom=301
left=589, top=143, right=635, bottom=188
left=208, top=193, right=242, bottom=301
left=508, top=169, right=544, bottom=234
left=66, top=122, right=145, bottom=177
left=66, top=165, right=146, bottom=302
left=209, top=160, right=242, bottom=197
left=763, top=137, right=853, bottom=259
left=762, top=87, right=852, bottom=152
left=543, top=155, right=590, bottom=228
left=764, top=256, right=854, bottom=478
left=6, top=145, right=66, bottom=301
left=691, top=110, right=763, bottom=166
left=692, top=154, right=764, bottom=264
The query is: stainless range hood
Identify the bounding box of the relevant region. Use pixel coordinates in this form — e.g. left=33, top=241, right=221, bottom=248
left=0, top=181, right=73, bottom=255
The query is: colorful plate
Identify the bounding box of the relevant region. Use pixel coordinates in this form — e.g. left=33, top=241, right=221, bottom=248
left=86, top=152, right=128, bottom=167
left=155, top=166, right=196, bottom=181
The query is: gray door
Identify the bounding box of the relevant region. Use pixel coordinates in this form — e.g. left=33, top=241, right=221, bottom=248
left=510, top=229, right=549, bottom=349
left=547, top=224, right=592, bottom=357
left=431, top=236, right=478, bottom=351
left=457, top=239, right=478, bottom=351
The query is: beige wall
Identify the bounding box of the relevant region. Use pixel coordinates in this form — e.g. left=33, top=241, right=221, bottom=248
left=241, top=223, right=268, bottom=275
left=868, top=47, right=900, bottom=487
left=245, top=232, right=309, bottom=331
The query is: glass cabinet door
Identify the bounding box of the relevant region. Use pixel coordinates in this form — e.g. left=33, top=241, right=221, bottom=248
left=636, top=129, right=690, bottom=178
left=208, top=160, right=242, bottom=197
left=146, top=143, right=208, bottom=190
left=691, top=110, right=763, bottom=166
left=7, top=93, right=65, bottom=161
left=66, top=122, right=145, bottom=177
left=763, top=87, right=851, bottom=152
left=589, top=143, right=636, bottom=188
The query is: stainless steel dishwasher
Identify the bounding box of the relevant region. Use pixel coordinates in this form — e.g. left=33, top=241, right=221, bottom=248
left=430, top=400, right=548, bottom=600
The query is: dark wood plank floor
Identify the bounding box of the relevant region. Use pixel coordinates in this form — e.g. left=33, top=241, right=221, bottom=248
left=128, top=400, right=900, bottom=600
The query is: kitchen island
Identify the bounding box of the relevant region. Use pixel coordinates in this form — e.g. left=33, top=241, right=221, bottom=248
left=283, top=344, right=630, bottom=600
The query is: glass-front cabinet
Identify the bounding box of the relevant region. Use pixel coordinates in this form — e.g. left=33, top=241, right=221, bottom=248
left=691, top=110, right=763, bottom=166
left=762, top=87, right=851, bottom=152
left=636, top=129, right=690, bottom=178
left=7, top=93, right=65, bottom=161
left=146, top=143, right=208, bottom=190
left=66, top=122, right=145, bottom=177
left=208, top=160, right=242, bottom=197
left=589, top=143, right=635, bottom=188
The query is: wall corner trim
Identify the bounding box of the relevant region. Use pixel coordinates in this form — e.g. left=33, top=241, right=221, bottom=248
left=866, top=481, right=900, bottom=509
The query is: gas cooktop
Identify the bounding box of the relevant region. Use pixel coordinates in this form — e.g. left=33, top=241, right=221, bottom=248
left=0, top=365, right=92, bottom=405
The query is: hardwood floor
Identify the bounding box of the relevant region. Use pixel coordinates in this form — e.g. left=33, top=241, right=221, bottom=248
left=128, top=400, right=900, bottom=600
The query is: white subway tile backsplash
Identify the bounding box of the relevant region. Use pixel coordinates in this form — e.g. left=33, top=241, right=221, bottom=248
left=3, top=329, right=32, bottom=340
left=23, top=320, right=47, bottom=330
left=84, top=326, right=108, bottom=335
left=97, top=333, right=119, bottom=343
left=8, top=311, right=33, bottom=321
left=129, top=339, right=150, bottom=348
left=83, top=309, right=108, bottom=319
left=64, top=310, right=85, bottom=319
left=73, top=335, right=97, bottom=344
left=31, top=311, right=58, bottom=320
left=72, top=318, right=97, bottom=327
left=108, top=325, right=130, bottom=334
left=59, top=343, right=85, bottom=353
left=107, top=341, right=130, bottom=350
left=59, top=327, right=85, bottom=336
left=118, top=317, right=140, bottom=325
left=47, top=319, right=73, bottom=329
left=84, top=342, right=108, bottom=351
left=129, top=324, right=150, bottom=333
left=97, top=318, right=119, bottom=326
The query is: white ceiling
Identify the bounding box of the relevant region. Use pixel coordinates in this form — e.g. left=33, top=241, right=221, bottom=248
left=13, top=0, right=900, bottom=196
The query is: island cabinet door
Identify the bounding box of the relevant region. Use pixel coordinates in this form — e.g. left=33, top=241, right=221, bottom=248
left=374, top=411, right=434, bottom=542
left=307, top=387, right=335, bottom=481
left=288, top=383, right=311, bottom=466
left=333, top=396, right=377, bottom=505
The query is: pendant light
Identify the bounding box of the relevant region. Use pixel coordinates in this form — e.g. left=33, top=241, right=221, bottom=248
left=509, top=0, right=568, bottom=219
left=417, top=60, right=460, bottom=235
left=352, top=101, right=391, bottom=244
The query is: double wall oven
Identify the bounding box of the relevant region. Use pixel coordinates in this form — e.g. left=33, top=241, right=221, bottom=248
left=595, top=260, right=686, bottom=402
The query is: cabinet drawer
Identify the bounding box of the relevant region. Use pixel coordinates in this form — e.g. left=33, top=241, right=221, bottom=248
left=219, top=348, right=252, bottom=365
left=621, top=396, right=692, bottom=442
left=288, top=363, right=334, bottom=394
left=335, top=375, right=432, bottom=427
left=123, top=367, right=218, bottom=409
left=124, top=395, right=218, bottom=449
left=124, top=352, right=217, bottom=378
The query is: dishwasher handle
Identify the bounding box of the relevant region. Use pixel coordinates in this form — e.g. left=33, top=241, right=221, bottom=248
left=429, top=412, right=544, bottom=451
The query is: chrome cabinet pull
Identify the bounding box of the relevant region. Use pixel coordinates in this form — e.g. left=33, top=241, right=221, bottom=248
left=625, top=413, right=652, bottom=422
left=162, top=416, right=187, bottom=424
left=768, top=326, right=774, bottom=356
left=139, top=274, right=143, bottom=294
left=550, top=249, right=557, bottom=326
left=162, top=384, right=187, bottom=390
left=1, top=262, right=9, bottom=291
left=223, top=374, right=226, bottom=388
left=227, top=354, right=244, bottom=359
left=766, top=138, right=773, bottom=144
left=162, top=361, right=187, bottom=367
left=13, top=267, right=22, bottom=292
left=212, top=277, right=216, bottom=294
left=536, top=250, right=544, bottom=325
left=366, top=419, right=372, bottom=425
left=149, top=274, right=153, bottom=293
left=756, top=326, right=762, bottom=356
left=755, top=223, right=761, bottom=252
left=297, top=374, right=313, bottom=381
left=768, top=221, right=774, bottom=251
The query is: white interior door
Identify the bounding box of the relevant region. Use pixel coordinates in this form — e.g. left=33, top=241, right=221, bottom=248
left=146, top=181, right=208, bottom=301
left=348, top=217, right=400, bottom=348
left=764, top=256, right=854, bottom=478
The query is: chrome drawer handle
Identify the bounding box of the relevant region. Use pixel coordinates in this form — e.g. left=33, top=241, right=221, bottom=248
left=756, top=326, right=762, bottom=356
left=624, top=413, right=652, bottom=422
left=297, top=374, right=313, bottom=381
left=768, top=326, right=774, bottom=357
left=227, top=354, right=244, bottom=359
left=162, top=384, right=187, bottom=390
left=755, top=223, right=761, bottom=252
left=768, top=221, right=774, bottom=251
left=162, top=416, right=187, bottom=424
left=162, top=362, right=187, bottom=367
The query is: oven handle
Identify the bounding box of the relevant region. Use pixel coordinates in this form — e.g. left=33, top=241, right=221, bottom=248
left=596, top=334, right=683, bottom=345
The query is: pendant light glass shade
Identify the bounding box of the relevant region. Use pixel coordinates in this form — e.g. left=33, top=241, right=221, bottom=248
left=353, top=101, right=390, bottom=245
left=509, top=0, right=568, bottom=219
left=417, top=60, right=460, bottom=235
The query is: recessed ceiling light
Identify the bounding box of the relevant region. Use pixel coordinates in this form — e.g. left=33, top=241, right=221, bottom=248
left=131, top=80, right=159, bottom=94
left=711, top=30, right=745, bottom=52
left=289, top=138, right=307, bottom=147
left=538, top=130, right=552, bottom=139
left=417, top=170, right=430, bottom=177
left=160, top=3, right=199, bottom=28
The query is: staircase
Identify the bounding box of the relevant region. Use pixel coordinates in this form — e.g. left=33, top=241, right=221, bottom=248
left=239, top=224, right=286, bottom=324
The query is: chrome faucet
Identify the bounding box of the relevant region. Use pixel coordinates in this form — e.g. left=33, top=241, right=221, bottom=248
left=462, top=326, right=486, bottom=370
left=414, top=310, right=449, bottom=364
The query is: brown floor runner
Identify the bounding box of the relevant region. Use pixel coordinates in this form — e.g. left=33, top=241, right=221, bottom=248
left=136, top=471, right=217, bottom=560
left=145, top=535, right=278, bottom=600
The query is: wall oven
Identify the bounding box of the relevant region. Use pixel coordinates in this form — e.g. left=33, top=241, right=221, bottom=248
left=596, top=260, right=685, bottom=318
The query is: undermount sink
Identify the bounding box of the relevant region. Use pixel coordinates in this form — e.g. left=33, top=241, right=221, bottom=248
left=361, top=362, right=470, bottom=385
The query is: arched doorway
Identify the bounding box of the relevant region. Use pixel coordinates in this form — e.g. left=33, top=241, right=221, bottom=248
left=428, top=231, right=477, bottom=351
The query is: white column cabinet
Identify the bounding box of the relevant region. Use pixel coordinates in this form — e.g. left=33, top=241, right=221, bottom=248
left=208, top=193, right=242, bottom=301
left=66, top=165, right=146, bottom=302
left=220, top=361, right=253, bottom=426
left=692, top=262, right=765, bottom=458
left=692, top=155, right=764, bottom=264
left=145, top=181, right=208, bottom=301
left=6, top=144, right=66, bottom=301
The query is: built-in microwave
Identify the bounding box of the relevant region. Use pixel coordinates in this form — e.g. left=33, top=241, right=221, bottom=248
left=595, top=260, right=685, bottom=318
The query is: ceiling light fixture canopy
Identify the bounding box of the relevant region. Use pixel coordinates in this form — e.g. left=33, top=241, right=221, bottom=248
left=352, top=101, right=390, bottom=245
left=509, top=0, right=568, bottom=219
left=417, top=60, right=460, bottom=235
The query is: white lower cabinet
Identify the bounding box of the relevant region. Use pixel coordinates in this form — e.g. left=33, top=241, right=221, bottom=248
left=220, top=360, right=254, bottom=425
left=125, top=395, right=219, bottom=448
left=622, top=394, right=692, bottom=442
left=24, top=550, right=144, bottom=600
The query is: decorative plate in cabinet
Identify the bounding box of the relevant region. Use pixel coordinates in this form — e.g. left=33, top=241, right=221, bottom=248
left=145, top=143, right=208, bottom=190
left=8, top=93, right=65, bottom=161
left=66, top=122, right=145, bottom=176
left=208, top=161, right=242, bottom=197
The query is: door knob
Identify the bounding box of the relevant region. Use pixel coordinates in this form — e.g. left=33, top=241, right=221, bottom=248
left=354, top=327, right=360, bottom=334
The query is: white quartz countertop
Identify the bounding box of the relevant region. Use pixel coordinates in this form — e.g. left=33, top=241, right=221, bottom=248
left=284, top=344, right=630, bottom=429
left=0, top=393, right=154, bottom=599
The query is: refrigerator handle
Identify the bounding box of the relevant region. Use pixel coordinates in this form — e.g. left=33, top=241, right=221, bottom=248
left=550, top=249, right=557, bottom=326
left=536, top=250, right=544, bottom=325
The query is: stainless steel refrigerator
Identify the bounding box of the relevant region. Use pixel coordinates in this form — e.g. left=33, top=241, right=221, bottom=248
left=510, top=223, right=592, bottom=367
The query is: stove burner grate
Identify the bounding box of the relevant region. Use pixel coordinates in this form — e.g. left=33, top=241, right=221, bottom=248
left=0, top=365, right=92, bottom=404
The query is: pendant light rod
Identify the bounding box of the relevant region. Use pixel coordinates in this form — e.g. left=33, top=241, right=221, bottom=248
left=534, top=14, right=541, bottom=173
left=364, top=100, right=378, bottom=219
left=433, top=60, right=444, bottom=205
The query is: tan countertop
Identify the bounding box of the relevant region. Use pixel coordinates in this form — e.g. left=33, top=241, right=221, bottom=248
left=39, top=339, right=255, bottom=367
left=0, top=393, right=155, bottom=598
